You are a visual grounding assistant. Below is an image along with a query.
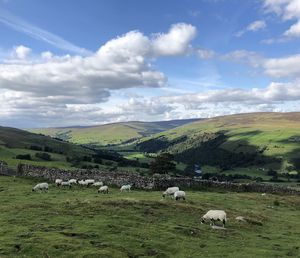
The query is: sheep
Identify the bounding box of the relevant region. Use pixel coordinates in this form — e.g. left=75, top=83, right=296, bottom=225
left=92, top=182, right=103, bottom=187
left=98, top=185, right=109, bottom=194
left=174, top=190, right=186, bottom=201
left=32, top=183, right=49, bottom=192
left=78, top=180, right=89, bottom=186
left=120, top=184, right=131, bottom=192
left=85, top=179, right=95, bottom=186
left=68, top=179, right=77, bottom=185
left=162, top=187, right=179, bottom=198
left=55, top=179, right=62, bottom=186
left=201, top=210, right=227, bottom=228
left=61, top=181, right=72, bottom=188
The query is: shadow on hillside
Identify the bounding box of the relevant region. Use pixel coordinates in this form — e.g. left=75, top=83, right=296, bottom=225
left=172, top=133, right=281, bottom=171
left=230, top=130, right=263, bottom=138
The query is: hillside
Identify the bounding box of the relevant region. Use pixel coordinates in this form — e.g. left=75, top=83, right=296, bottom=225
left=0, top=176, right=299, bottom=257
left=29, top=119, right=199, bottom=146
left=0, top=126, right=146, bottom=172
left=136, top=112, right=300, bottom=175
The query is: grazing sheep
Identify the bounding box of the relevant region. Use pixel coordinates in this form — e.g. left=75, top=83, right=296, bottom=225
left=92, top=182, right=103, bottom=187
left=55, top=179, right=62, bottom=186
left=78, top=180, right=89, bottom=186
left=68, top=179, right=77, bottom=185
left=162, top=187, right=179, bottom=198
left=201, top=210, right=227, bottom=228
left=120, top=184, right=131, bottom=192
left=85, top=179, right=95, bottom=186
left=261, top=193, right=266, bottom=196
left=174, top=190, right=186, bottom=201
left=98, top=185, right=109, bottom=194
left=32, top=183, right=49, bottom=192
left=61, top=181, right=72, bottom=188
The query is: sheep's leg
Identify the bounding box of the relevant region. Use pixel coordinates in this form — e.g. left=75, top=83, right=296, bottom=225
left=223, top=219, right=226, bottom=228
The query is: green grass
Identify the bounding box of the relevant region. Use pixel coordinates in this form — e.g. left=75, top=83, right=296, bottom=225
left=29, top=120, right=198, bottom=146
left=0, top=176, right=299, bottom=257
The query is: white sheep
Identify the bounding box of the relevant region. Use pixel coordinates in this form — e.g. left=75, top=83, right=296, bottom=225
left=120, top=184, right=131, bottom=192
left=55, top=179, right=62, bottom=186
left=68, top=179, right=77, bottom=185
left=85, top=179, right=95, bottom=185
left=201, top=210, right=227, bottom=228
left=78, top=180, right=89, bottom=186
left=61, top=181, right=72, bottom=188
left=32, top=182, right=49, bottom=192
left=98, top=185, right=109, bottom=194
left=162, top=187, right=179, bottom=198
left=92, top=182, right=103, bottom=187
left=174, top=190, right=186, bottom=201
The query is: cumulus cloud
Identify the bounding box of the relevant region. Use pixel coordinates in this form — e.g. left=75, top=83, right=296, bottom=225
left=264, top=54, right=300, bottom=78
left=284, top=20, right=300, bottom=37
left=14, top=45, right=31, bottom=59
left=0, top=23, right=198, bottom=127
left=263, top=0, right=300, bottom=38
left=151, top=23, right=197, bottom=56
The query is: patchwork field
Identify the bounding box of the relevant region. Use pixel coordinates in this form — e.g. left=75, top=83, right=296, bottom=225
left=0, top=176, right=299, bottom=257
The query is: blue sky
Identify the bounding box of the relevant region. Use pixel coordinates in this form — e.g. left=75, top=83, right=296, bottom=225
left=1, top=0, right=300, bottom=128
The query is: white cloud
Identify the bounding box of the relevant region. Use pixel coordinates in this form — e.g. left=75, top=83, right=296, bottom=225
left=0, top=23, right=199, bottom=127
left=263, top=0, right=300, bottom=38
left=222, top=50, right=264, bottom=68
left=247, top=20, right=266, bottom=31
left=235, top=20, right=266, bottom=37
left=263, top=54, right=300, bottom=78
left=284, top=20, right=300, bottom=37
left=152, top=23, right=197, bottom=56
left=14, top=45, right=31, bottom=59
left=196, top=48, right=215, bottom=59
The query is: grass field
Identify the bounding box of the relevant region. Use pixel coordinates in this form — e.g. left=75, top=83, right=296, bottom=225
left=0, top=176, right=299, bottom=257
left=30, top=119, right=198, bottom=146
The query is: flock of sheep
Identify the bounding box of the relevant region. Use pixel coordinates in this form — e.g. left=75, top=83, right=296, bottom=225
left=32, top=181, right=227, bottom=228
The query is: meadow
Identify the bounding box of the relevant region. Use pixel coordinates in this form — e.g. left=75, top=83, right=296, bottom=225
left=0, top=176, right=299, bottom=257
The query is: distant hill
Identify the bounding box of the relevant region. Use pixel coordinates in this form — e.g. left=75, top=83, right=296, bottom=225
left=0, top=125, right=93, bottom=169
left=0, top=124, right=146, bottom=171
left=136, top=112, right=300, bottom=173
left=29, top=119, right=200, bottom=146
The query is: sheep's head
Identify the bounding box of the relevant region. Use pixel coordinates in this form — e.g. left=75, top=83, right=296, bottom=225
left=162, top=192, right=167, bottom=198
left=200, top=215, right=208, bottom=224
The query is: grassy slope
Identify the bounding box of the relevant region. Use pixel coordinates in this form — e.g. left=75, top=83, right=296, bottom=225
left=0, top=176, right=299, bottom=257
left=30, top=119, right=199, bottom=146
left=0, top=126, right=93, bottom=169
left=137, top=112, right=300, bottom=168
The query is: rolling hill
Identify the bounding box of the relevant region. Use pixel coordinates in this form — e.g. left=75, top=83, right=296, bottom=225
left=29, top=119, right=199, bottom=146
left=0, top=125, right=94, bottom=169
left=0, top=125, right=148, bottom=172
left=135, top=112, right=300, bottom=174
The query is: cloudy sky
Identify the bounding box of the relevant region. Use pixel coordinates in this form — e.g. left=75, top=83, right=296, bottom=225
left=1, top=0, right=300, bottom=128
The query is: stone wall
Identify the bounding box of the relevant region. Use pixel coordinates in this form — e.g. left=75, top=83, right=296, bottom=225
left=16, top=163, right=300, bottom=195
left=0, top=161, right=9, bottom=175
left=17, top=163, right=154, bottom=189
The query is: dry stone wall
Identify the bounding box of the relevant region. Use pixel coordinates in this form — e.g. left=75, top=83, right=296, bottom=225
left=15, top=163, right=300, bottom=195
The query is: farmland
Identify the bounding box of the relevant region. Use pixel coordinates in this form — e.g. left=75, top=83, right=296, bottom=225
left=0, top=176, right=299, bottom=257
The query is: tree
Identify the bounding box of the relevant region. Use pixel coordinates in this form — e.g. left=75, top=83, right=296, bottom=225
left=35, top=152, right=52, bottom=161
left=150, top=153, right=176, bottom=175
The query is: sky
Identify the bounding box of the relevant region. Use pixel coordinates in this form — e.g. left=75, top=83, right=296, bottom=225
left=1, top=0, right=300, bottom=128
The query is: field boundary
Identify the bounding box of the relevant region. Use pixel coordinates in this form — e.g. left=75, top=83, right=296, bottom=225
left=7, top=162, right=299, bottom=195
